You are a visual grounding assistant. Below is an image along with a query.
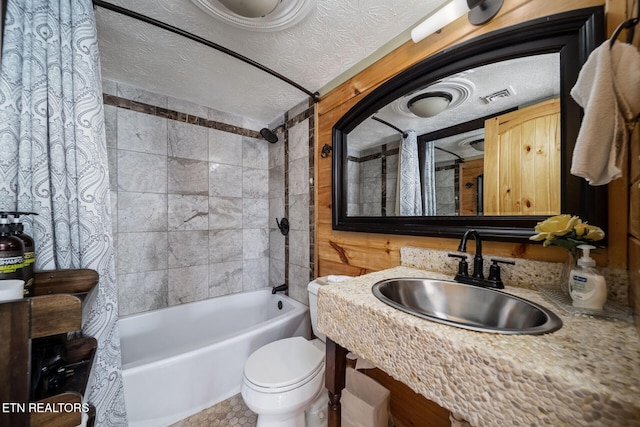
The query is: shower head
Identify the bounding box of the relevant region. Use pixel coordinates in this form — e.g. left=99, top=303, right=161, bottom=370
left=260, top=128, right=279, bottom=143
left=260, top=124, right=285, bottom=143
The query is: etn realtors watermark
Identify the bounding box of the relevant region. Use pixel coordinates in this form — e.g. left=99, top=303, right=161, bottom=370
left=2, top=401, right=90, bottom=414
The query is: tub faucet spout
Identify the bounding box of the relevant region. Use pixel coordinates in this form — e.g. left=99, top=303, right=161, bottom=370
left=272, top=284, right=288, bottom=294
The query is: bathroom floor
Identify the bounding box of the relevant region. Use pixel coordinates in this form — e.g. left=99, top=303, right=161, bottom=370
left=170, top=394, right=257, bottom=427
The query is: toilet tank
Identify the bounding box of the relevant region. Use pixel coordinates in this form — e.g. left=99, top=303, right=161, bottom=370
left=307, top=279, right=326, bottom=342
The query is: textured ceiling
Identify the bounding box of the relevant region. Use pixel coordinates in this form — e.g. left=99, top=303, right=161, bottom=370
left=95, top=0, right=446, bottom=126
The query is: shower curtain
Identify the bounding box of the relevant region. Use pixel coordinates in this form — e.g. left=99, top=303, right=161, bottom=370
left=423, top=140, right=437, bottom=216
left=397, top=130, right=422, bottom=215
left=0, top=0, right=126, bottom=425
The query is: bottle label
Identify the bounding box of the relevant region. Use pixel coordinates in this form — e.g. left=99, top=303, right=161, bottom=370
left=23, top=251, right=35, bottom=266
left=0, top=255, right=25, bottom=273
left=570, top=275, right=594, bottom=300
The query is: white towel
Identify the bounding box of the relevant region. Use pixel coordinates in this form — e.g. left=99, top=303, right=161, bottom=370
left=570, top=40, right=640, bottom=186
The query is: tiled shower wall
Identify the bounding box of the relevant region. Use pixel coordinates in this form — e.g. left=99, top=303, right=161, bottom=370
left=269, top=100, right=315, bottom=306
left=104, top=80, right=314, bottom=316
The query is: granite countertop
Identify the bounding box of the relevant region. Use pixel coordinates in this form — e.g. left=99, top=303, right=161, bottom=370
left=317, top=266, right=640, bottom=427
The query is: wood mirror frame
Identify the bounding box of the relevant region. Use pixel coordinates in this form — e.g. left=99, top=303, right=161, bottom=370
left=332, top=7, right=607, bottom=242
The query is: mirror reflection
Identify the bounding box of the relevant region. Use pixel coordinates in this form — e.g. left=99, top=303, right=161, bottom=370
left=346, top=52, right=560, bottom=217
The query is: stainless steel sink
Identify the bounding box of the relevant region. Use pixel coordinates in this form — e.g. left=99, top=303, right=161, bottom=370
left=372, top=278, right=562, bottom=335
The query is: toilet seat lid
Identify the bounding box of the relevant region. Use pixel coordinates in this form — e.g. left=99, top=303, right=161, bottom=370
left=244, top=336, right=324, bottom=389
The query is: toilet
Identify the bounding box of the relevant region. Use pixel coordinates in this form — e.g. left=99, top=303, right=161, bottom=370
left=241, top=279, right=329, bottom=427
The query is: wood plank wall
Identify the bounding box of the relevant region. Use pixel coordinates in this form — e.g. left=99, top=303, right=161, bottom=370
left=315, top=0, right=634, bottom=280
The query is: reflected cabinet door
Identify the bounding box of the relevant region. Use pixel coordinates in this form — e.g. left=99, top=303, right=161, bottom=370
left=483, top=98, right=561, bottom=215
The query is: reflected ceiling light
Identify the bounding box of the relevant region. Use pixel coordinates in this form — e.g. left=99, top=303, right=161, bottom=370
left=411, top=0, right=504, bottom=43
left=470, top=139, right=485, bottom=151
left=218, top=0, right=280, bottom=18
left=407, top=92, right=453, bottom=118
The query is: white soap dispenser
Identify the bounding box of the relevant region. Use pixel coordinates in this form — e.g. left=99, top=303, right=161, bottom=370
left=569, top=244, right=607, bottom=310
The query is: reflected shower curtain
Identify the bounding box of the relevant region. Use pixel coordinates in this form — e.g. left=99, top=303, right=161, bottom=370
left=397, top=130, right=422, bottom=215
left=0, top=0, right=126, bottom=424
left=423, top=140, right=437, bottom=215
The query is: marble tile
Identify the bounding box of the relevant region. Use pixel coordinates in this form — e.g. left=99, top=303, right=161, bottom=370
left=168, top=265, right=209, bottom=305
left=268, top=136, right=285, bottom=169
left=168, top=121, right=208, bottom=161
left=288, top=264, right=312, bottom=297
left=209, top=129, right=243, bottom=166
left=288, top=100, right=310, bottom=119
left=102, top=79, right=117, bottom=96
left=168, top=195, right=209, bottom=231
left=288, top=277, right=309, bottom=306
left=117, top=232, right=168, bottom=274
left=168, top=96, right=208, bottom=119
left=208, top=108, right=243, bottom=128
left=242, top=137, right=268, bottom=170
left=242, top=168, right=269, bottom=199
left=243, top=198, right=268, bottom=229
left=168, top=157, right=209, bottom=195
left=288, top=193, right=309, bottom=231
left=117, top=192, right=167, bottom=232
left=268, top=165, right=284, bottom=199
left=269, top=197, right=285, bottom=227
left=110, top=190, right=118, bottom=234
left=209, top=197, right=242, bottom=229
left=209, top=163, right=243, bottom=197
left=104, top=105, right=117, bottom=149
left=117, top=109, right=167, bottom=155
left=117, top=270, right=168, bottom=316
left=209, top=261, right=243, bottom=297
left=288, top=229, right=310, bottom=268
left=168, top=231, right=209, bottom=268
left=243, top=229, right=269, bottom=260
left=117, top=151, right=167, bottom=194
left=269, top=258, right=285, bottom=288
left=243, top=117, right=264, bottom=133
left=117, top=83, right=168, bottom=108
left=288, top=119, right=309, bottom=162
left=107, top=147, right=117, bottom=191
left=269, top=229, right=285, bottom=262
left=288, top=157, right=309, bottom=196
left=209, top=229, right=243, bottom=263
left=243, top=258, right=269, bottom=291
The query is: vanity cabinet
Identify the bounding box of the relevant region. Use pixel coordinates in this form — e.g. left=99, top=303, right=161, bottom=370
left=0, top=269, right=98, bottom=427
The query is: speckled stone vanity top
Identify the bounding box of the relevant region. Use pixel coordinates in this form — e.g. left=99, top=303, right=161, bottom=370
left=317, top=266, right=640, bottom=426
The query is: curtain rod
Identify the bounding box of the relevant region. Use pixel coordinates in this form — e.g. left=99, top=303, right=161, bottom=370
left=92, top=0, right=319, bottom=102
left=371, top=116, right=464, bottom=161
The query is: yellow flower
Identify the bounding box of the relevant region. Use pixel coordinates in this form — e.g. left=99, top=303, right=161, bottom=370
left=529, top=214, right=605, bottom=249
left=530, top=214, right=582, bottom=243
left=584, top=224, right=605, bottom=241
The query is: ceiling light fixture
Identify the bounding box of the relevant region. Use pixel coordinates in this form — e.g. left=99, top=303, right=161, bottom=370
left=470, top=139, right=485, bottom=151
left=218, top=0, right=280, bottom=18
left=407, top=92, right=453, bottom=118
left=411, top=0, right=504, bottom=43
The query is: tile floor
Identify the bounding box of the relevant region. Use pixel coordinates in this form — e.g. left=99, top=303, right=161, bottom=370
left=170, top=394, right=257, bottom=427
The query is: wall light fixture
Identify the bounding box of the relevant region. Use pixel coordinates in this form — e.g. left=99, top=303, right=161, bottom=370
left=411, top=0, right=504, bottom=43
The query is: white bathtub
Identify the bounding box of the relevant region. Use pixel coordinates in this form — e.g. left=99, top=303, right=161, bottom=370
left=119, top=289, right=311, bottom=427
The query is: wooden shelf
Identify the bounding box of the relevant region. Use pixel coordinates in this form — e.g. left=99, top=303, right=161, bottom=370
left=0, top=269, right=98, bottom=427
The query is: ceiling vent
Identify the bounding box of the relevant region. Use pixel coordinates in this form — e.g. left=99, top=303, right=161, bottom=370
left=480, top=86, right=516, bottom=104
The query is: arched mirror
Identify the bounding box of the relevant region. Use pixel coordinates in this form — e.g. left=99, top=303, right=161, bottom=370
left=332, top=7, right=607, bottom=242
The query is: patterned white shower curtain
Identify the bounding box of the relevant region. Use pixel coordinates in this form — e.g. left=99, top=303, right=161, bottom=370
left=423, top=140, right=437, bottom=216
left=0, top=0, right=126, bottom=424
left=397, top=130, right=422, bottom=216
